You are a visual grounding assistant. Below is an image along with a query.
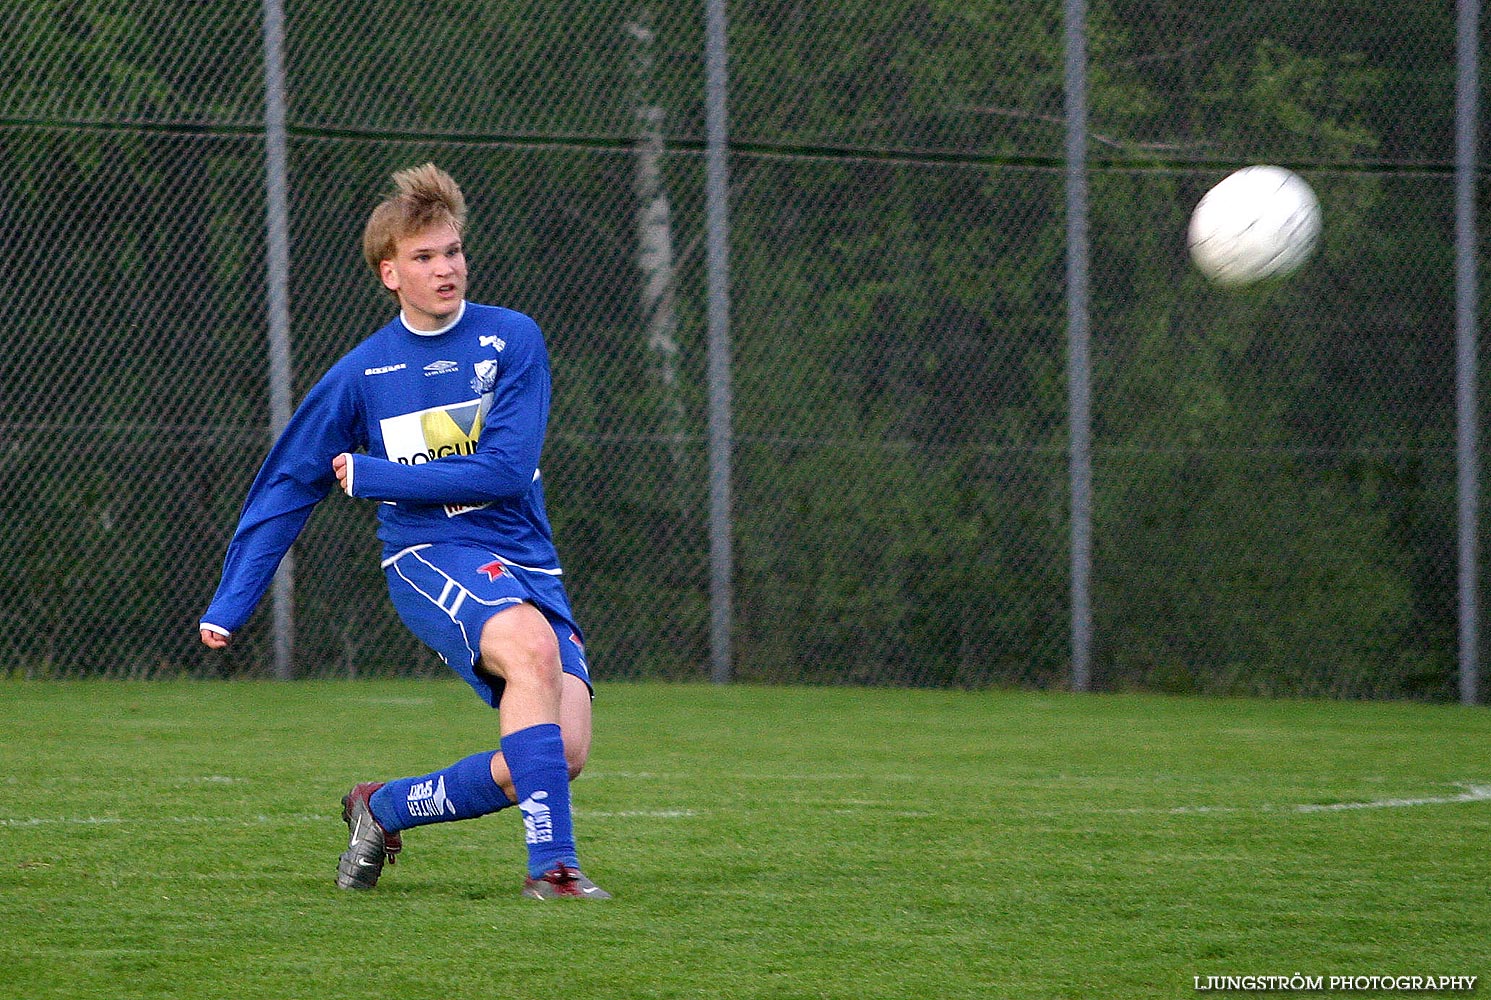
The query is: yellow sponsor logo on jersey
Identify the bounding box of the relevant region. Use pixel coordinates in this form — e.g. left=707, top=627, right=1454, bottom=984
left=381, top=400, right=483, bottom=465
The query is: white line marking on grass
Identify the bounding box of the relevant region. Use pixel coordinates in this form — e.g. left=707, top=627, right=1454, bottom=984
left=1293, top=783, right=1491, bottom=813
left=0, top=816, right=124, bottom=828
left=588, top=770, right=931, bottom=783
left=3, top=808, right=701, bottom=828
left=1, top=813, right=330, bottom=828
left=575, top=809, right=697, bottom=819
left=1170, top=783, right=1491, bottom=816
left=817, top=799, right=934, bottom=817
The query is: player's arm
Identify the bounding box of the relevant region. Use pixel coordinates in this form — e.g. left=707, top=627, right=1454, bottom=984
left=200, top=365, right=364, bottom=645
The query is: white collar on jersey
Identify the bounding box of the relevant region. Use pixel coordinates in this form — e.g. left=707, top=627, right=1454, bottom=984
left=400, top=300, right=467, bottom=337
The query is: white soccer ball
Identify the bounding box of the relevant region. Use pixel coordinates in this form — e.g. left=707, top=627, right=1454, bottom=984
left=1187, top=165, right=1321, bottom=287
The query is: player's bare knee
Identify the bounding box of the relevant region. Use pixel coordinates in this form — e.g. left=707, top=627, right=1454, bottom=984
left=486, top=650, right=562, bottom=697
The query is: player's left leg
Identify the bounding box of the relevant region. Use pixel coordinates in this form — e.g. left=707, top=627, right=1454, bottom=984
left=512, top=673, right=608, bottom=898
left=475, top=604, right=608, bottom=898
left=488, top=663, right=594, bottom=796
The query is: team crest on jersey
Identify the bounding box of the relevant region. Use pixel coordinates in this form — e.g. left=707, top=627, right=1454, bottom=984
left=471, top=359, right=498, bottom=396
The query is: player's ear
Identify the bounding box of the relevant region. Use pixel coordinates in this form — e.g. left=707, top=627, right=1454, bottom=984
left=379, top=259, right=399, bottom=291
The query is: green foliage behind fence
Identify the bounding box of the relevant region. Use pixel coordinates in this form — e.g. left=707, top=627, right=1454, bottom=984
left=0, top=2, right=1484, bottom=698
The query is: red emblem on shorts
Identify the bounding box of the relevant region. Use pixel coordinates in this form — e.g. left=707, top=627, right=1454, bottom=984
left=477, top=560, right=505, bottom=581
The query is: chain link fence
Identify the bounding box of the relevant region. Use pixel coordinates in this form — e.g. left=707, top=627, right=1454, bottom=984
left=0, top=1, right=1484, bottom=700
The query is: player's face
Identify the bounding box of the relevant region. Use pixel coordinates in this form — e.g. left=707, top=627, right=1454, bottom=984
left=380, top=222, right=468, bottom=330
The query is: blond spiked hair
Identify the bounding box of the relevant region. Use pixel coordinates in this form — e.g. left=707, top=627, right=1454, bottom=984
left=362, top=163, right=468, bottom=291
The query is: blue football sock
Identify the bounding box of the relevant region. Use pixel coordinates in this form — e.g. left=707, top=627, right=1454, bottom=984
left=368, top=750, right=513, bottom=833
left=501, top=723, right=579, bottom=877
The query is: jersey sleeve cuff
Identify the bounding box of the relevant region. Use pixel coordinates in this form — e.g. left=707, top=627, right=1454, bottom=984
left=199, top=622, right=233, bottom=638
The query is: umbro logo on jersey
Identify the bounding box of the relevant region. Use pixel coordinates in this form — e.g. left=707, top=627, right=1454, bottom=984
left=424, top=360, right=460, bottom=376
left=364, top=363, right=407, bottom=376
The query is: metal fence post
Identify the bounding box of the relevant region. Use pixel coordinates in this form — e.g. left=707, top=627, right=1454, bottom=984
left=262, top=0, right=295, bottom=680
left=1065, top=0, right=1093, bottom=692
left=704, top=0, right=735, bottom=684
left=1455, top=0, right=1481, bottom=705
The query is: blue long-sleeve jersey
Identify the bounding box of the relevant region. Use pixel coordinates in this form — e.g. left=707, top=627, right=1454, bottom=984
left=202, top=302, right=562, bottom=636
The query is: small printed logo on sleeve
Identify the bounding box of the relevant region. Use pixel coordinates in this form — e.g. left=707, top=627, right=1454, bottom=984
left=424, top=360, right=460, bottom=376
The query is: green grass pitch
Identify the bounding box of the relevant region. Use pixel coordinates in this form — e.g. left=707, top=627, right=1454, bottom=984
left=2, top=679, right=1488, bottom=999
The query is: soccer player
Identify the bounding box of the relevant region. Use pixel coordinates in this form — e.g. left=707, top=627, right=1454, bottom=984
left=199, top=163, right=609, bottom=900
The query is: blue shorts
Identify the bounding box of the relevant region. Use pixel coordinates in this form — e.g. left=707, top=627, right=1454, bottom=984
left=382, top=543, right=592, bottom=708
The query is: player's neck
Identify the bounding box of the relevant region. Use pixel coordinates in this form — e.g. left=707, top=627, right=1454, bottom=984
left=401, top=300, right=467, bottom=337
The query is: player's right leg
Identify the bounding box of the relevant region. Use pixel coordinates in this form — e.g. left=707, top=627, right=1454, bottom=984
left=339, top=544, right=607, bottom=897
left=333, top=545, right=522, bottom=890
